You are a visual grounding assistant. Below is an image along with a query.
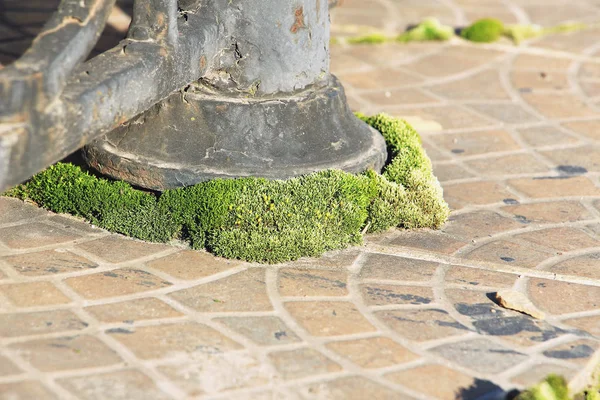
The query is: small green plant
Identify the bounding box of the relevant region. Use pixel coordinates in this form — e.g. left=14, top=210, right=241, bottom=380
left=516, top=375, right=569, bottom=400
left=4, top=114, right=449, bottom=263
left=397, top=18, right=454, bottom=42
left=347, top=33, right=389, bottom=44
left=460, top=18, right=505, bottom=43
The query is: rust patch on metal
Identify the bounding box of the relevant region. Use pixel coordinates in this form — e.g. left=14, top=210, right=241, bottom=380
left=290, top=6, right=305, bottom=34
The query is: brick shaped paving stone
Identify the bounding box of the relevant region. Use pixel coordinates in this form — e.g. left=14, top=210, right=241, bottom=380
left=285, top=301, right=376, bottom=336
left=0, top=198, right=46, bottom=224
left=0, top=381, right=59, bottom=400
left=326, top=336, right=419, bottom=369
left=386, top=364, right=502, bottom=400
left=0, top=310, right=87, bottom=338
left=169, top=268, right=272, bottom=312
left=288, top=376, right=404, bottom=400
left=0, top=281, right=71, bottom=307
left=214, top=316, right=301, bottom=346
left=146, top=249, right=242, bottom=280
left=528, top=279, right=600, bottom=315
left=65, top=268, right=172, bottom=299
left=542, top=339, right=600, bottom=366
left=510, top=363, right=577, bottom=387
left=84, top=298, right=183, bottom=323
left=546, top=253, right=600, bottom=280
left=508, top=176, right=600, bottom=198
left=375, top=309, right=470, bottom=342
left=359, top=253, right=439, bottom=281
left=2, top=249, right=98, bottom=276
left=107, top=322, right=242, bottom=359
left=268, top=348, right=341, bottom=380
left=463, top=240, right=555, bottom=268
left=373, top=231, right=468, bottom=255
left=514, top=227, right=600, bottom=252
left=360, top=284, right=433, bottom=306
left=75, top=235, right=170, bottom=263
left=278, top=268, right=348, bottom=297
left=0, top=222, right=81, bottom=249
left=443, top=266, right=518, bottom=288
left=430, top=130, right=520, bottom=156
left=58, top=369, right=171, bottom=400
left=501, top=201, right=594, bottom=224
left=443, top=181, right=515, bottom=209
left=10, top=335, right=122, bottom=371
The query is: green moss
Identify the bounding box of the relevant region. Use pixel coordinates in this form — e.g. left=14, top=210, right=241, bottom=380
left=516, top=375, right=570, bottom=400
left=346, top=33, right=389, bottom=44
left=397, top=18, right=454, bottom=43
left=5, top=114, right=449, bottom=263
left=504, top=24, right=544, bottom=44
left=461, top=18, right=505, bottom=43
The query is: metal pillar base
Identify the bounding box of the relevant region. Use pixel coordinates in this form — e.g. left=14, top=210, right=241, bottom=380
left=83, top=76, right=387, bottom=191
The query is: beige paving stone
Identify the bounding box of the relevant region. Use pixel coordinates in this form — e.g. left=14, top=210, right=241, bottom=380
left=146, top=250, right=242, bottom=280
left=521, top=92, right=597, bottom=118
left=1, top=281, right=71, bottom=307
left=464, top=240, right=554, bottom=268
left=0, top=223, right=81, bottom=249
left=508, top=176, right=600, bottom=198
left=511, top=54, right=572, bottom=71
left=431, top=130, right=520, bottom=156
left=0, top=310, right=87, bottom=338
left=432, top=163, right=475, bottom=182
left=562, top=120, right=600, bottom=141
left=215, top=316, right=301, bottom=346
left=375, top=309, right=469, bottom=342
left=563, top=315, right=600, bottom=337
left=386, top=364, right=484, bottom=400
left=546, top=253, right=600, bottom=280
left=3, top=249, right=98, bottom=276
left=0, top=197, right=46, bottom=224
left=394, top=106, right=494, bottom=131
left=403, top=47, right=502, bottom=78
left=327, top=336, right=419, bottom=368
left=531, top=29, right=600, bottom=54
left=47, top=214, right=104, bottom=234
left=517, top=125, right=580, bottom=148
left=58, top=369, right=170, bottom=400
left=329, top=48, right=371, bottom=73
left=511, top=70, right=569, bottom=91
left=427, top=69, right=510, bottom=100
left=269, top=348, right=341, bottom=380
left=529, top=279, right=600, bottom=314
left=85, top=298, right=183, bottom=323
left=431, top=338, right=527, bottom=374
left=292, top=249, right=361, bottom=269
left=579, top=80, right=600, bottom=98
left=169, top=268, right=272, bottom=312
left=444, top=265, right=517, bottom=288
left=360, top=88, right=439, bottom=107
left=107, top=322, right=242, bottom=359
left=515, top=227, right=600, bottom=252
left=443, top=181, right=514, bottom=209
left=501, top=201, right=593, bottom=224
left=0, top=354, right=22, bottom=376
left=422, top=141, right=452, bottom=161
left=289, top=375, right=403, bottom=400
left=469, top=103, right=540, bottom=125
left=0, top=381, right=59, bottom=400
left=465, top=154, right=550, bottom=176
left=285, top=301, right=376, bottom=336
left=360, top=253, right=439, bottom=281
left=11, top=335, right=122, bottom=371
left=338, top=68, right=420, bottom=90
left=384, top=230, right=468, bottom=254
left=157, top=352, right=274, bottom=395
left=579, top=62, right=600, bottom=80
left=443, top=210, right=525, bottom=240
left=542, top=146, right=600, bottom=172
left=278, top=268, right=348, bottom=297
left=510, top=363, right=576, bottom=387
left=66, top=268, right=172, bottom=299
left=542, top=339, right=599, bottom=365
left=361, top=284, right=433, bottom=306
left=75, top=235, right=170, bottom=263
left=344, top=43, right=433, bottom=68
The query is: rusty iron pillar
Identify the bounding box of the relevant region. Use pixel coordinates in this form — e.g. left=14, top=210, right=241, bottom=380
left=0, top=0, right=386, bottom=192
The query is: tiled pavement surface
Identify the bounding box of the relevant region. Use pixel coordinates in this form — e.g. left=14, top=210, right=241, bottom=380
left=2, top=0, right=600, bottom=399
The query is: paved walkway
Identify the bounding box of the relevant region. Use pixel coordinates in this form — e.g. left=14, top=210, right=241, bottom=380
left=2, top=0, right=600, bottom=399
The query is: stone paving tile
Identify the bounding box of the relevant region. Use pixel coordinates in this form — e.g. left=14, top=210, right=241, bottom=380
left=2, top=249, right=99, bottom=276
left=326, top=336, right=419, bottom=368
left=107, top=322, right=242, bottom=360
left=4, top=1, right=600, bottom=398
left=58, top=369, right=170, bottom=400
left=386, top=364, right=500, bottom=400
left=66, top=268, right=172, bottom=299
left=0, top=281, right=71, bottom=307
left=10, top=335, right=122, bottom=371
left=169, top=268, right=272, bottom=312
left=0, top=381, right=59, bottom=400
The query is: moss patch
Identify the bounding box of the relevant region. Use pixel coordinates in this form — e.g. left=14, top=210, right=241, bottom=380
left=515, top=372, right=600, bottom=400
left=4, top=114, right=449, bottom=263
left=397, top=18, right=454, bottom=43
left=460, top=18, right=505, bottom=43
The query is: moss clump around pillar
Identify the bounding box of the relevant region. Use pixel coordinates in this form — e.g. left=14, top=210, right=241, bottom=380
left=4, top=114, right=449, bottom=263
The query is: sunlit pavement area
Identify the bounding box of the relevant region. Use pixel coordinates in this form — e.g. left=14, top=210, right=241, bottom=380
left=1, top=0, right=600, bottom=399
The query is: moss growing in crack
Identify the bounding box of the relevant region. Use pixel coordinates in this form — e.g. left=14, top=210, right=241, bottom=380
left=5, top=114, right=449, bottom=263
left=516, top=375, right=570, bottom=400
left=346, top=33, right=389, bottom=45
left=397, top=17, right=454, bottom=42
left=460, top=18, right=505, bottom=43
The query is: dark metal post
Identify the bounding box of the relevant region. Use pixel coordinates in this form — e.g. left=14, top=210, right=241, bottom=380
left=83, top=0, right=386, bottom=190
left=0, top=0, right=386, bottom=192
